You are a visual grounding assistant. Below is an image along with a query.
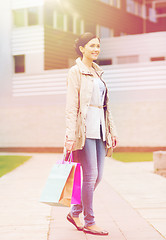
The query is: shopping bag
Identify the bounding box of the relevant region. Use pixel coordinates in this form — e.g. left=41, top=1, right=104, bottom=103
left=58, top=163, right=76, bottom=207
left=64, top=150, right=81, bottom=205
left=71, top=162, right=81, bottom=204
left=40, top=153, right=75, bottom=207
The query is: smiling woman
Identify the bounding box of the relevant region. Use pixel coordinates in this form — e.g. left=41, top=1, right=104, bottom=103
left=64, top=32, right=117, bottom=236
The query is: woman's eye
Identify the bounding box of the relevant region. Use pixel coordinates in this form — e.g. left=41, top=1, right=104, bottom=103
left=90, top=44, right=100, bottom=48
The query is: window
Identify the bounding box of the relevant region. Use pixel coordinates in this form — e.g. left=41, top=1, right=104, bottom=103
left=99, top=0, right=121, bottom=8
left=126, top=0, right=147, bottom=19
left=74, top=18, right=84, bottom=35
left=76, top=18, right=81, bottom=34
left=57, top=13, right=64, bottom=30
left=96, top=59, right=112, bottom=65
left=13, top=7, right=40, bottom=27
left=150, top=57, right=165, bottom=62
left=14, top=55, right=25, bottom=73
left=100, top=0, right=110, bottom=4
left=85, top=22, right=96, bottom=35
left=110, top=0, right=121, bottom=8
left=117, top=55, right=139, bottom=64
left=53, top=12, right=64, bottom=30
left=67, top=15, right=73, bottom=32
left=100, top=26, right=110, bottom=38
left=142, top=4, right=146, bottom=19
left=97, top=25, right=114, bottom=38
left=137, top=3, right=142, bottom=17
left=28, top=7, right=39, bottom=25
left=45, top=7, right=53, bottom=26
left=13, top=9, right=25, bottom=27
left=99, top=26, right=113, bottom=38
left=149, top=8, right=157, bottom=22
left=53, top=12, right=83, bottom=34
left=126, top=0, right=135, bottom=14
left=135, top=2, right=138, bottom=15
left=116, top=0, right=121, bottom=8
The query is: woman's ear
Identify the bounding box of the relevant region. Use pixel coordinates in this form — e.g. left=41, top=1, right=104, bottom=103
left=79, top=46, right=84, bottom=54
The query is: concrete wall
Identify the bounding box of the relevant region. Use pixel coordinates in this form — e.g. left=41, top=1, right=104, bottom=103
left=0, top=62, right=166, bottom=148
left=0, top=103, right=65, bottom=148
left=1, top=97, right=166, bottom=148
left=111, top=94, right=166, bottom=147
left=0, top=0, right=13, bottom=107
left=99, top=32, right=166, bottom=64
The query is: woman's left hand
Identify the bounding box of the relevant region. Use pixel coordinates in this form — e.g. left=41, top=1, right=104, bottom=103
left=112, top=136, right=117, bottom=148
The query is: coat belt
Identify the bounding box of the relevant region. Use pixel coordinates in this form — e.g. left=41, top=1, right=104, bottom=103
left=89, top=104, right=106, bottom=109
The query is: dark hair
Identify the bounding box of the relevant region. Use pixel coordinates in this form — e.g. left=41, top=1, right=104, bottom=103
left=75, top=32, right=100, bottom=57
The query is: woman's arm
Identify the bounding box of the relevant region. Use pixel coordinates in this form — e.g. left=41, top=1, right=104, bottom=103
left=106, top=92, right=118, bottom=148
left=65, top=67, right=80, bottom=150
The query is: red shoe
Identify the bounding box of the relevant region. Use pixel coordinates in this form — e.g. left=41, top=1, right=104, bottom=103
left=83, top=226, right=109, bottom=236
left=67, top=213, right=83, bottom=231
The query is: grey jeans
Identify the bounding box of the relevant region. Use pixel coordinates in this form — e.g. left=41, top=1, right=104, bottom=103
left=71, top=137, right=106, bottom=227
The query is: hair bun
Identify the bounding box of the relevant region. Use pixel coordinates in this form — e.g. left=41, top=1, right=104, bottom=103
left=74, top=38, right=82, bottom=56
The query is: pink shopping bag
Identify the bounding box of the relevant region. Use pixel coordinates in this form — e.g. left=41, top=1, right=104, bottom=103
left=63, top=151, right=81, bottom=205
left=71, top=162, right=81, bottom=204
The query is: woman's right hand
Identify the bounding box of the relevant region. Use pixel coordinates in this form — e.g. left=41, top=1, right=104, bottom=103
left=65, top=139, right=75, bottom=152
left=112, top=136, right=117, bottom=149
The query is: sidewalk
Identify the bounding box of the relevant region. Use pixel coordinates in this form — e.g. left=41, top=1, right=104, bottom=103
left=0, top=152, right=166, bottom=240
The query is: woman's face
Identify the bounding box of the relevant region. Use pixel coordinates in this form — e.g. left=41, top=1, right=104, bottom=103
left=80, top=38, right=100, bottom=61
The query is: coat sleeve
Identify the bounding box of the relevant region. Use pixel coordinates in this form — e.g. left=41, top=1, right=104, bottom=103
left=106, top=91, right=117, bottom=138
left=65, top=67, right=80, bottom=141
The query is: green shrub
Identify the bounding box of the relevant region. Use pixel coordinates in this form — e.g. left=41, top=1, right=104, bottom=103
left=0, top=155, right=31, bottom=177
left=112, top=152, right=153, bottom=162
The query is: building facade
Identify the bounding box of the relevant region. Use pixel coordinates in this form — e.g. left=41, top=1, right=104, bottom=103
left=12, top=0, right=166, bottom=73
left=0, top=0, right=166, bottom=151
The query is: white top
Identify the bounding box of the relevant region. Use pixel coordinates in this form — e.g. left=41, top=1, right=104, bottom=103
left=85, top=77, right=106, bottom=141
left=96, top=77, right=106, bottom=102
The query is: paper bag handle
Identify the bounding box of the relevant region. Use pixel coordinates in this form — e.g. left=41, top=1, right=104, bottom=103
left=63, top=147, right=73, bottom=163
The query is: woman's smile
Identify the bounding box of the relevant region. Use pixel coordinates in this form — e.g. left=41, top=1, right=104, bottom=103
left=91, top=52, right=99, bottom=57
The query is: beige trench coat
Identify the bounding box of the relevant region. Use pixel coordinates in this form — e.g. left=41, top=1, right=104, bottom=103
left=65, top=58, right=117, bottom=151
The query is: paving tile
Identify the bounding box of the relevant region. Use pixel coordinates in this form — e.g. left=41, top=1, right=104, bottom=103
left=138, top=208, right=166, bottom=219
left=96, top=180, right=165, bottom=240
left=0, top=225, right=48, bottom=240
left=103, top=158, right=166, bottom=238
left=148, top=219, right=166, bottom=238
left=85, top=233, right=111, bottom=240
left=48, top=207, right=87, bottom=240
